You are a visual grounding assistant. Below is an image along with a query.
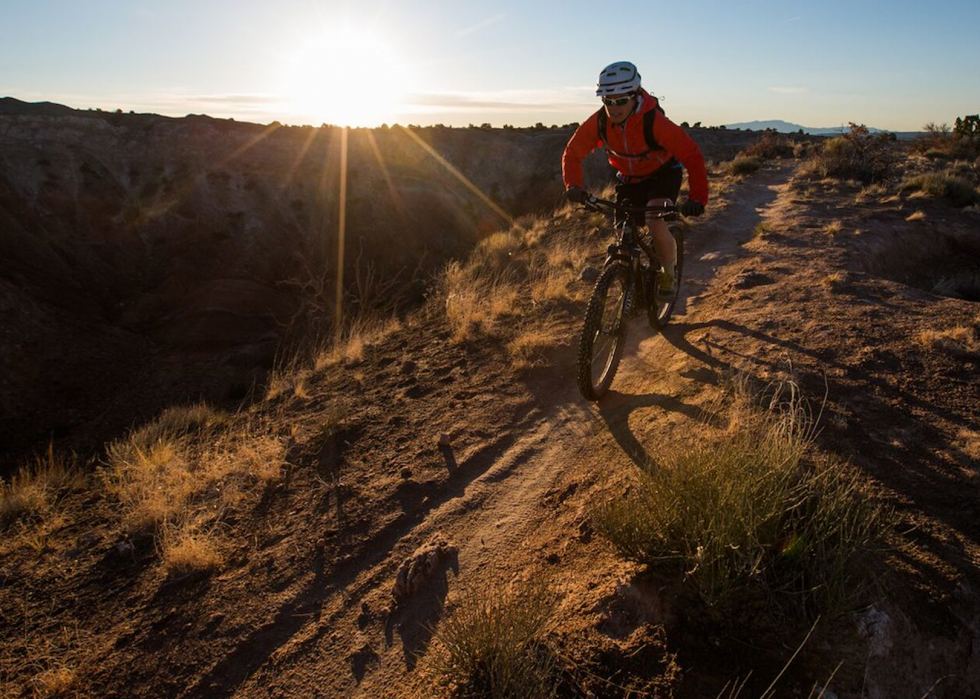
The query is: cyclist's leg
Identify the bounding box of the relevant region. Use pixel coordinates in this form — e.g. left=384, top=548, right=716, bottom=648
left=649, top=218, right=676, bottom=269
left=642, top=163, right=683, bottom=293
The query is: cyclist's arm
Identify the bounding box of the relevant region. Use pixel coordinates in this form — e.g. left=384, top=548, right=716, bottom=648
left=562, top=112, right=602, bottom=190
left=653, top=114, right=709, bottom=205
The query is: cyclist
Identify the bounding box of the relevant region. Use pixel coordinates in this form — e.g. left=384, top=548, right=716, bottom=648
left=563, top=61, right=708, bottom=299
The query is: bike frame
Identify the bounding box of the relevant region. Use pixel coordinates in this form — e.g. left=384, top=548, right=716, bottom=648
left=584, top=196, right=676, bottom=311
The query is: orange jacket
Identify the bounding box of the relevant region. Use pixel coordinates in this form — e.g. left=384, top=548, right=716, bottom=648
left=562, top=89, right=709, bottom=204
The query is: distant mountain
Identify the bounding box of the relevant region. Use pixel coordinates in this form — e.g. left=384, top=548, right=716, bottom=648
left=724, top=120, right=870, bottom=135
left=723, top=119, right=923, bottom=140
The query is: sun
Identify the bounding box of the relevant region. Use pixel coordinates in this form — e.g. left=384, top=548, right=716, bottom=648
left=283, top=29, right=412, bottom=127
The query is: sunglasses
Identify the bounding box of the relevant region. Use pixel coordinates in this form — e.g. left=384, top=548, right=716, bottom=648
left=602, top=94, right=633, bottom=107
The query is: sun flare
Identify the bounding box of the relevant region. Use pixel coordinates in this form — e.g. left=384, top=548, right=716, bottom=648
left=283, top=29, right=412, bottom=127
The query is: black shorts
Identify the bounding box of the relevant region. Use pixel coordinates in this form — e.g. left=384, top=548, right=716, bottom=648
left=614, top=160, right=683, bottom=208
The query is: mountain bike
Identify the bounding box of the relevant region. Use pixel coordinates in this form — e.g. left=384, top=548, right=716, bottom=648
left=575, top=195, right=683, bottom=401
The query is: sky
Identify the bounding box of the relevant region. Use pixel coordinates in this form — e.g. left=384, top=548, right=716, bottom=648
left=2, top=0, right=978, bottom=131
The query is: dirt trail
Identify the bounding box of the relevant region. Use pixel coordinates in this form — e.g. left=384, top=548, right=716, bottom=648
left=308, top=164, right=800, bottom=697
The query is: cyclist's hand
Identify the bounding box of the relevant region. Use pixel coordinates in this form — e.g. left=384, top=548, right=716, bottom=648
left=566, top=186, right=588, bottom=204
left=681, top=199, right=705, bottom=217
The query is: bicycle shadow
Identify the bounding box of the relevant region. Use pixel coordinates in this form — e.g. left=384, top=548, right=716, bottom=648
left=596, top=388, right=725, bottom=469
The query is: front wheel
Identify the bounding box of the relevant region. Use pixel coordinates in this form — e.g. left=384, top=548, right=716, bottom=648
left=577, top=264, right=631, bottom=400
left=650, top=227, right=685, bottom=328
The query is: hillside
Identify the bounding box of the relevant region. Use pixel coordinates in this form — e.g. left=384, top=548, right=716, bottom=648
left=2, top=114, right=980, bottom=697
left=0, top=100, right=788, bottom=469
left=0, top=101, right=603, bottom=467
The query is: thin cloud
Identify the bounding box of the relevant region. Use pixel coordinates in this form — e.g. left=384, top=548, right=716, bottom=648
left=455, top=14, right=506, bottom=37
left=181, top=94, right=280, bottom=105
left=769, top=87, right=808, bottom=94
left=403, top=88, right=595, bottom=113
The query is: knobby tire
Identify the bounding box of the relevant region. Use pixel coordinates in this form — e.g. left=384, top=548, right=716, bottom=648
left=577, top=263, right=631, bottom=401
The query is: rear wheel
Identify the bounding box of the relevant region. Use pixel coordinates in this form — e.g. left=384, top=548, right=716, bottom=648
left=577, top=264, right=631, bottom=400
left=650, top=227, right=684, bottom=328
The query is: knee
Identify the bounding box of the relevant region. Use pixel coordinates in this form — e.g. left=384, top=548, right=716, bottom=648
left=646, top=215, right=669, bottom=234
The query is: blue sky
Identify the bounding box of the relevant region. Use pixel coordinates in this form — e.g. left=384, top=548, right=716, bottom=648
left=2, top=0, right=978, bottom=130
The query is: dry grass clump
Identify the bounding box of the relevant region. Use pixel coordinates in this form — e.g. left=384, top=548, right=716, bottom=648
left=594, top=381, right=888, bottom=620
left=103, top=435, right=193, bottom=533
left=507, top=326, right=560, bottom=370
left=160, top=521, right=224, bottom=576
left=906, top=209, right=926, bottom=221
left=822, top=272, right=845, bottom=288
left=445, top=262, right=521, bottom=343
left=901, top=172, right=980, bottom=207
left=102, top=405, right=283, bottom=546
left=855, top=183, right=888, bottom=203
left=129, top=402, right=228, bottom=447
left=424, top=580, right=559, bottom=699
left=917, top=326, right=980, bottom=358
left=31, top=666, right=79, bottom=697
left=824, top=220, right=843, bottom=235
left=0, top=444, right=85, bottom=530
left=313, top=315, right=403, bottom=370
left=444, top=214, right=592, bottom=343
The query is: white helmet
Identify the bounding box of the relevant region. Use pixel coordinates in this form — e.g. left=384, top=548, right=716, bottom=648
left=596, top=61, right=642, bottom=96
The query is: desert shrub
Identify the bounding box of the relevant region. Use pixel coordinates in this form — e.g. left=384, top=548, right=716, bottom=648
left=913, top=120, right=979, bottom=160
left=740, top=131, right=795, bottom=160
left=902, top=172, right=980, bottom=207
left=594, top=381, right=888, bottom=620
left=728, top=155, right=762, bottom=176
left=425, top=581, right=559, bottom=699
left=954, top=114, right=980, bottom=142
left=803, top=124, right=895, bottom=183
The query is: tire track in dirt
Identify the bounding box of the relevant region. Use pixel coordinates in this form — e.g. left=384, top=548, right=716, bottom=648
left=603, top=164, right=795, bottom=452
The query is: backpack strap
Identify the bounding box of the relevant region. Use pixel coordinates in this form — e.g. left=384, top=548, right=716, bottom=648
left=595, top=107, right=607, bottom=146
left=641, top=97, right=667, bottom=152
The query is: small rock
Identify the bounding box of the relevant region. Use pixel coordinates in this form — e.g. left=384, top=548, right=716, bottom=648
left=732, top=271, right=773, bottom=289
left=399, top=466, right=412, bottom=479
left=579, top=266, right=600, bottom=283
left=854, top=606, right=893, bottom=657
left=544, top=552, right=560, bottom=564
left=392, top=535, right=458, bottom=603
left=438, top=433, right=451, bottom=447
left=400, top=360, right=417, bottom=375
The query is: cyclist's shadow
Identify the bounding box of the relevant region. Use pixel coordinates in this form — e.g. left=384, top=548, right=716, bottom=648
left=596, top=389, right=724, bottom=469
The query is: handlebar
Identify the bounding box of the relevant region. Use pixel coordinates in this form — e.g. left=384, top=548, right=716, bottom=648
left=578, top=195, right=678, bottom=217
